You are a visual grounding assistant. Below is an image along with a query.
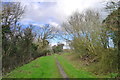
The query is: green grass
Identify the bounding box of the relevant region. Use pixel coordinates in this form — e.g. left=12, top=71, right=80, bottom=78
left=56, top=54, right=96, bottom=78
left=3, top=53, right=117, bottom=78
left=57, top=53, right=118, bottom=78
left=4, top=55, right=61, bottom=78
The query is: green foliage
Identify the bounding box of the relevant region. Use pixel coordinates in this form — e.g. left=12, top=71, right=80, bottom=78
left=103, top=7, right=120, bottom=47
left=103, top=3, right=120, bottom=75
left=96, top=49, right=118, bottom=73
left=52, top=43, right=64, bottom=53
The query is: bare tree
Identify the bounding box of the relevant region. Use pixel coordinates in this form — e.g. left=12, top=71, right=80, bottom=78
left=61, top=10, right=103, bottom=56
left=34, top=24, right=58, bottom=55
left=2, top=2, right=25, bottom=56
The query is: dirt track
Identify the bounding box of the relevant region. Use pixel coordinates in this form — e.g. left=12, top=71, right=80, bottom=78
left=54, top=56, right=69, bottom=80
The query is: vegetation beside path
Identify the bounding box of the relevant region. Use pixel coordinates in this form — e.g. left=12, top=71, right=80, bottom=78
left=56, top=53, right=117, bottom=78
left=56, top=54, right=96, bottom=78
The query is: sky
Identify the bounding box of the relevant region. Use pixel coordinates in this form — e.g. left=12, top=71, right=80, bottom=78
left=20, top=0, right=109, bottom=25
left=2, top=0, right=113, bottom=49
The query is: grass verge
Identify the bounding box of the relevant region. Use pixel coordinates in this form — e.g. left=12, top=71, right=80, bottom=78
left=58, top=53, right=117, bottom=78
left=4, top=55, right=61, bottom=78
left=56, top=54, right=96, bottom=78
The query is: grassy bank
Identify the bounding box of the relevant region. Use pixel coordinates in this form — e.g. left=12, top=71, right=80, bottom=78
left=56, top=54, right=96, bottom=78
left=57, top=53, right=117, bottom=78
left=4, top=55, right=61, bottom=78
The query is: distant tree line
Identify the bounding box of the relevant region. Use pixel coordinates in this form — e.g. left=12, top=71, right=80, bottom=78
left=52, top=43, right=64, bottom=53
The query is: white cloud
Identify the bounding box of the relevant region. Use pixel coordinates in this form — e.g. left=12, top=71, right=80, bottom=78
left=48, top=21, right=62, bottom=30
left=18, top=0, right=111, bottom=26
left=49, top=21, right=59, bottom=28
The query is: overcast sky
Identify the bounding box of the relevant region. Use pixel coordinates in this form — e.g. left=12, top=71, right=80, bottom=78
left=2, top=0, right=113, bottom=48
left=2, top=0, right=112, bottom=29
left=18, top=0, right=111, bottom=27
